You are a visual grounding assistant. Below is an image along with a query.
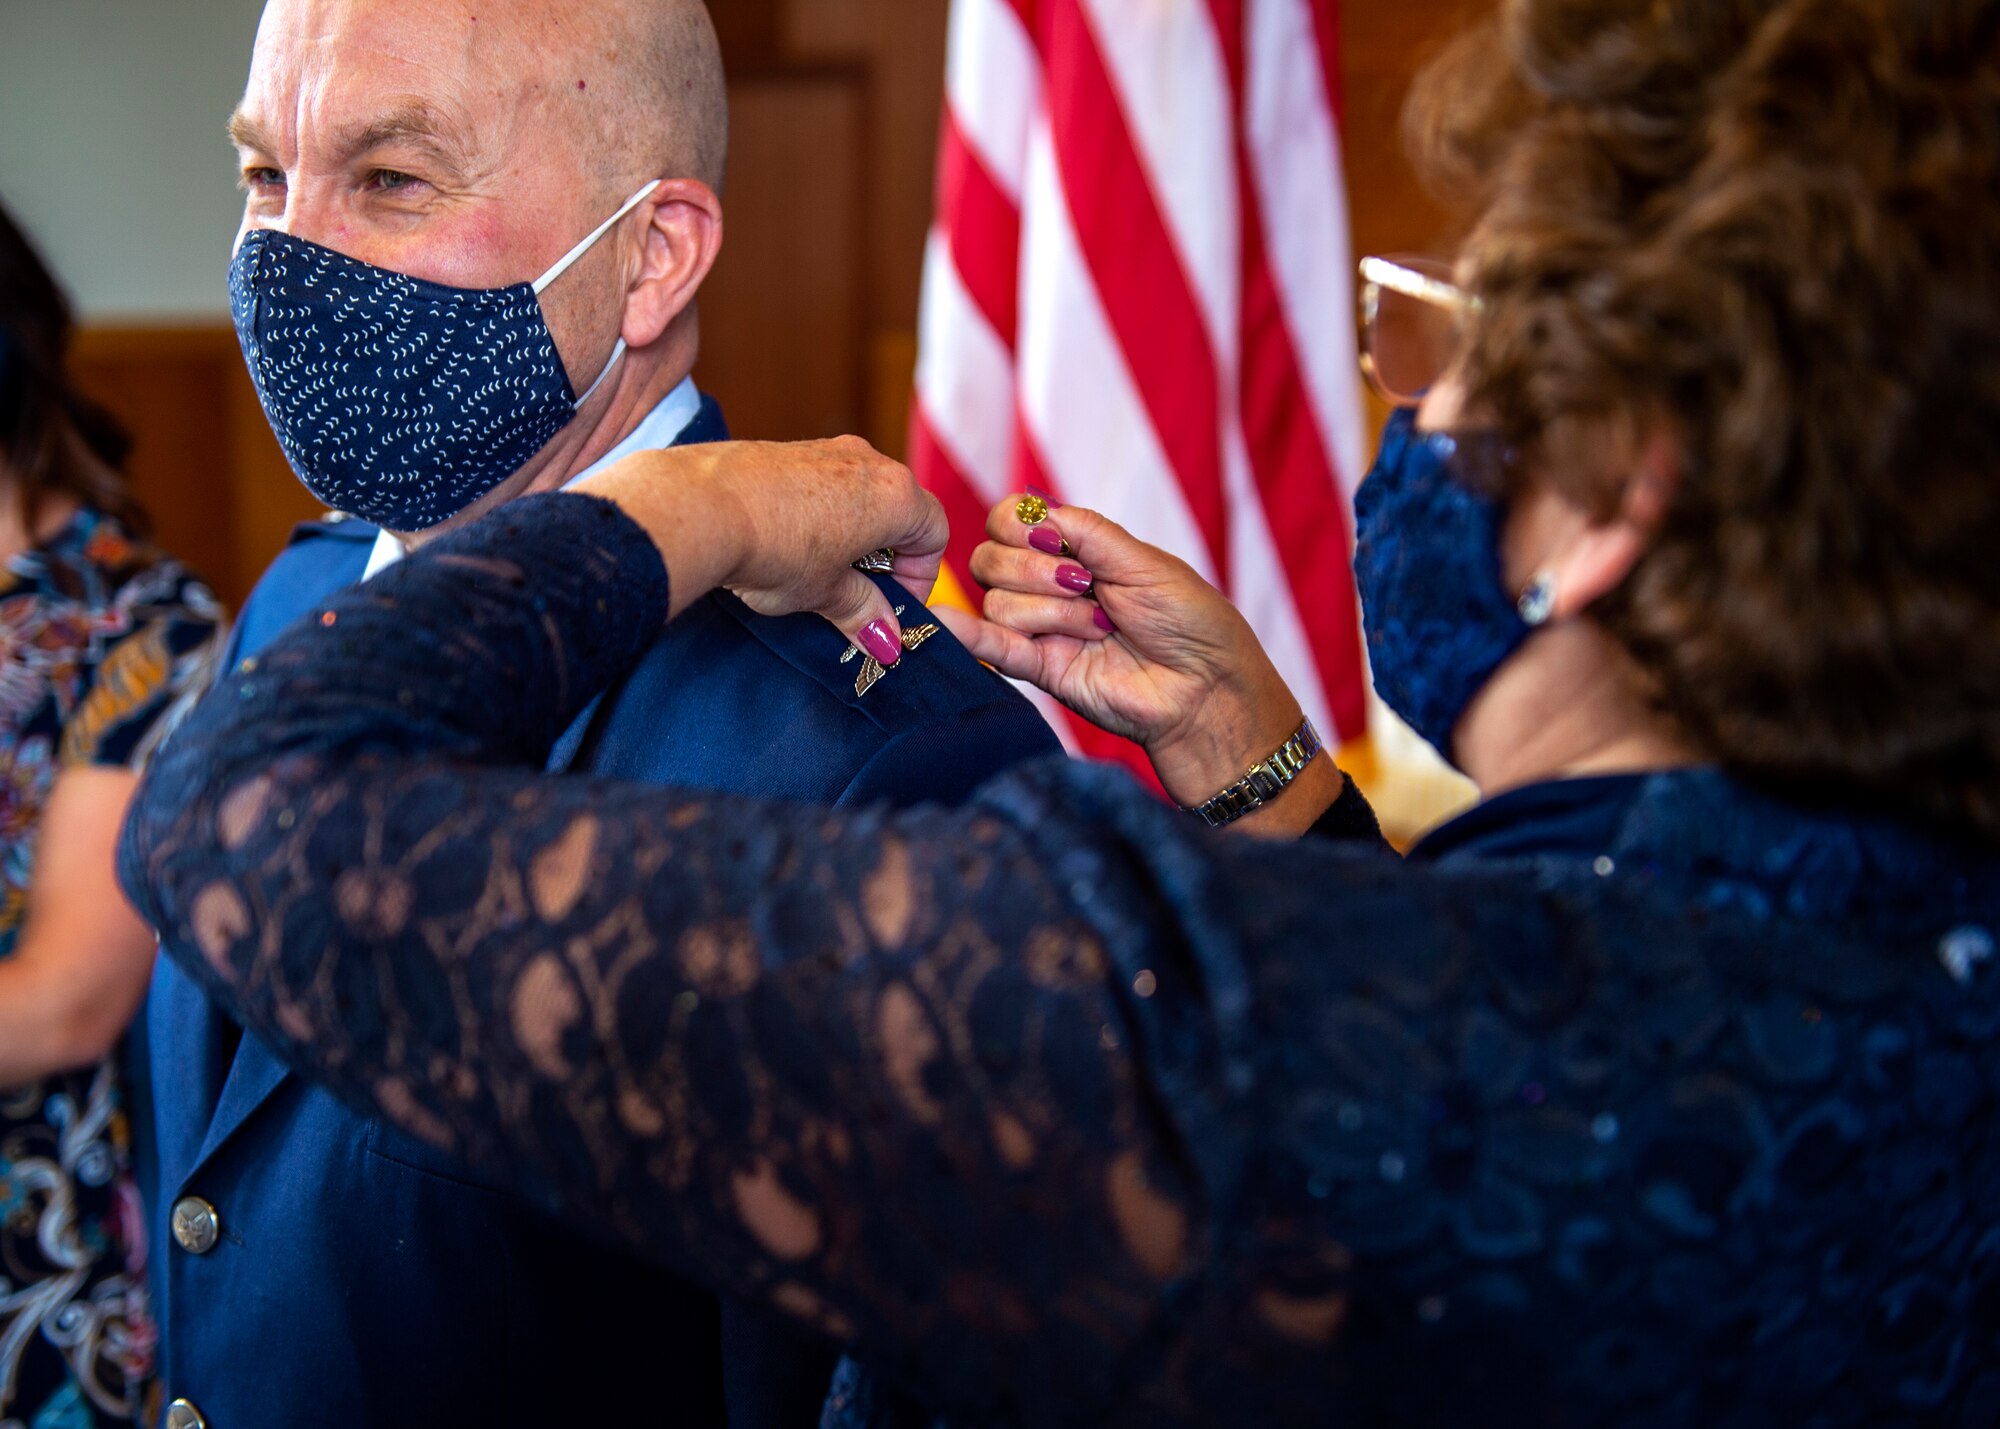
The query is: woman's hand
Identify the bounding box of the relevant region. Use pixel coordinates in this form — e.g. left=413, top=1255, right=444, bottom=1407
left=937, top=496, right=1342, bottom=829
left=577, top=437, right=948, bottom=668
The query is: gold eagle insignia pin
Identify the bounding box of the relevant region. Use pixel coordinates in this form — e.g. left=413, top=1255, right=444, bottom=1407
left=840, top=607, right=941, bottom=697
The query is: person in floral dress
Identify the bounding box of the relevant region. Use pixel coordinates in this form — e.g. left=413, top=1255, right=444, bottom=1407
left=0, top=201, right=221, bottom=1429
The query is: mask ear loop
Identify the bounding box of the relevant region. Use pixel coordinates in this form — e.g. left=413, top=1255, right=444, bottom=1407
left=532, top=180, right=661, bottom=294
left=533, top=181, right=663, bottom=404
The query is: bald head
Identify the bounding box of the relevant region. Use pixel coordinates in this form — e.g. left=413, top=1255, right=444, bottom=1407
left=232, top=0, right=730, bottom=291
left=587, top=0, right=728, bottom=195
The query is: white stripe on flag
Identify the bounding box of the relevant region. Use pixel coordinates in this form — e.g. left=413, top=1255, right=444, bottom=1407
left=1016, top=117, right=1218, bottom=580
left=945, top=0, right=1041, bottom=201
left=1078, top=0, right=1241, bottom=364
left=1223, top=419, right=1339, bottom=738
left=915, top=228, right=1019, bottom=501
left=1246, top=0, right=1369, bottom=496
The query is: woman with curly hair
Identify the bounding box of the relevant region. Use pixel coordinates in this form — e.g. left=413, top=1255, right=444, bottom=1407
left=122, top=0, right=1999, bottom=1423
left=0, top=201, right=221, bottom=1427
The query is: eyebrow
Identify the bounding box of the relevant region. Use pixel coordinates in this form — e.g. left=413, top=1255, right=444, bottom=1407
left=339, top=101, right=480, bottom=178
left=226, top=99, right=480, bottom=181
left=226, top=108, right=276, bottom=156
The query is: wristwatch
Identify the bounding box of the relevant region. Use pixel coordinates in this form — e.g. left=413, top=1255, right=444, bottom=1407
left=1184, top=716, right=1325, bottom=829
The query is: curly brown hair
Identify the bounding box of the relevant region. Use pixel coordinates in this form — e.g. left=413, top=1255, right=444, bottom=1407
left=1408, top=0, right=2000, bottom=838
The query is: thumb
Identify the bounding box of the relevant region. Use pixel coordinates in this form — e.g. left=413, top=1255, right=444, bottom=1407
left=817, top=572, right=909, bottom=668
left=935, top=605, right=1042, bottom=684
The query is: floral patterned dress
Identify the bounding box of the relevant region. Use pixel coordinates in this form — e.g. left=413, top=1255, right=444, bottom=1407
left=0, top=509, right=220, bottom=1429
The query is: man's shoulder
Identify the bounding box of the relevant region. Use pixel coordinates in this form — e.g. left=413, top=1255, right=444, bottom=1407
left=581, top=580, right=1061, bottom=804
left=253, top=517, right=377, bottom=603
left=264, top=513, right=381, bottom=576
left=707, top=577, right=1050, bottom=731
left=231, top=516, right=379, bottom=661
left=706, top=580, right=1062, bottom=800
left=674, top=392, right=729, bottom=447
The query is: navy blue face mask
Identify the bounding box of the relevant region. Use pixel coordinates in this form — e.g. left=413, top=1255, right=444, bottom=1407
left=1350, top=406, right=1534, bottom=766
left=228, top=183, right=657, bottom=531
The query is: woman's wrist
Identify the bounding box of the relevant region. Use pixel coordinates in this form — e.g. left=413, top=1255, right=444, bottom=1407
left=574, top=438, right=947, bottom=648
left=1145, top=668, right=1345, bottom=837
left=573, top=451, right=744, bottom=622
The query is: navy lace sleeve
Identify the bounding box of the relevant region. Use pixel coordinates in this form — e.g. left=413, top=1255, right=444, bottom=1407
left=120, top=492, right=2000, bottom=1427
left=1307, top=772, right=1387, bottom=845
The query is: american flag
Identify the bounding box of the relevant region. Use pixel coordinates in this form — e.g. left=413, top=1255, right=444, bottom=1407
left=910, top=0, right=1370, bottom=774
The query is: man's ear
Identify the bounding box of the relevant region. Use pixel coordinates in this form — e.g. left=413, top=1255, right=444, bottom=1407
left=620, top=179, right=723, bottom=349
left=1546, top=427, right=1679, bottom=620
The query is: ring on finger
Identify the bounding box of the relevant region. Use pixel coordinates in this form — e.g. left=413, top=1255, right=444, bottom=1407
left=852, top=548, right=896, bottom=574
left=1027, top=527, right=1074, bottom=559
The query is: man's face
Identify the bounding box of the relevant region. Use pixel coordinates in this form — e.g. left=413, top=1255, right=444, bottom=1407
left=230, top=0, right=623, bottom=366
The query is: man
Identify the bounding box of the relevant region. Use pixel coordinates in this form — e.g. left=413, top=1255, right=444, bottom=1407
left=136, top=2, right=1061, bottom=1425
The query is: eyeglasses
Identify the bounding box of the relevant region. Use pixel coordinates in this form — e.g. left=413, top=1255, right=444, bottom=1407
left=1357, top=255, right=1479, bottom=408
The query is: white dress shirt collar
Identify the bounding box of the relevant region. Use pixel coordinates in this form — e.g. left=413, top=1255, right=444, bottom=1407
left=362, top=376, right=703, bottom=581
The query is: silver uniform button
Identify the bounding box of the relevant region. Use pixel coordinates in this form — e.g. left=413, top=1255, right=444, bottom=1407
left=165, top=1398, right=208, bottom=1429
left=171, top=1197, right=221, bottom=1256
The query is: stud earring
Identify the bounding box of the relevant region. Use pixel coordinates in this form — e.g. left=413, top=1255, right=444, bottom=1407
left=1517, top=571, right=1557, bottom=626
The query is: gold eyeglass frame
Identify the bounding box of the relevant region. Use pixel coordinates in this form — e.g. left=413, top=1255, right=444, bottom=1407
left=1356, top=255, right=1482, bottom=407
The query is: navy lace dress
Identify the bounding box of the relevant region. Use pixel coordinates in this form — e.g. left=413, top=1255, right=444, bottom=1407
left=119, top=493, right=2000, bottom=1427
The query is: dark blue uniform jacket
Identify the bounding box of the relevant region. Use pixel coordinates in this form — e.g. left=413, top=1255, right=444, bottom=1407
left=136, top=397, right=1062, bottom=1428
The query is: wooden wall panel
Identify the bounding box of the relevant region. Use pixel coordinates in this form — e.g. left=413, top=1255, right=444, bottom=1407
left=696, top=73, right=868, bottom=441
left=709, top=0, right=785, bottom=69
left=784, top=0, right=951, bottom=338
left=1342, top=0, right=1490, bottom=263
left=69, top=326, right=318, bottom=611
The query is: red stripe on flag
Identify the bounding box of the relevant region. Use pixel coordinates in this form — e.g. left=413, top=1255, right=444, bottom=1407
left=936, top=108, right=1023, bottom=347
left=1239, top=225, right=1368, bottom=738
left=1034, top=0, right=1232, bottom=586
left=909, top=405, right=1005, bottom=599
left=1208, top=0, right=1368, bottom=740
left=1001, top=0, right=1037, bottom=36
left=1306, top=0, right=1345, bottom=128
left=1206, top=0, right=1247, bottom=85
left=1059, top=703, right=1167, bottom=792
left=1010, top=408, right=1053, bottom=501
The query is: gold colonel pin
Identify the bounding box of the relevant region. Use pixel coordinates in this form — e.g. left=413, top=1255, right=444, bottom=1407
left=840, top=606, right=940, bottom=698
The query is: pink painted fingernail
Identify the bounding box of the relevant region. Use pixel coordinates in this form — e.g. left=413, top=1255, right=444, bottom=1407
left=1056, top=564, right=1095, bottom=595
left=858, top=620, right=902, bottom=666
left=1028, top=527, right=1066, bottom=556
left=1027, top=484, right=1061, bottom=508
left=1093, top=606, right=1116, bottom=633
